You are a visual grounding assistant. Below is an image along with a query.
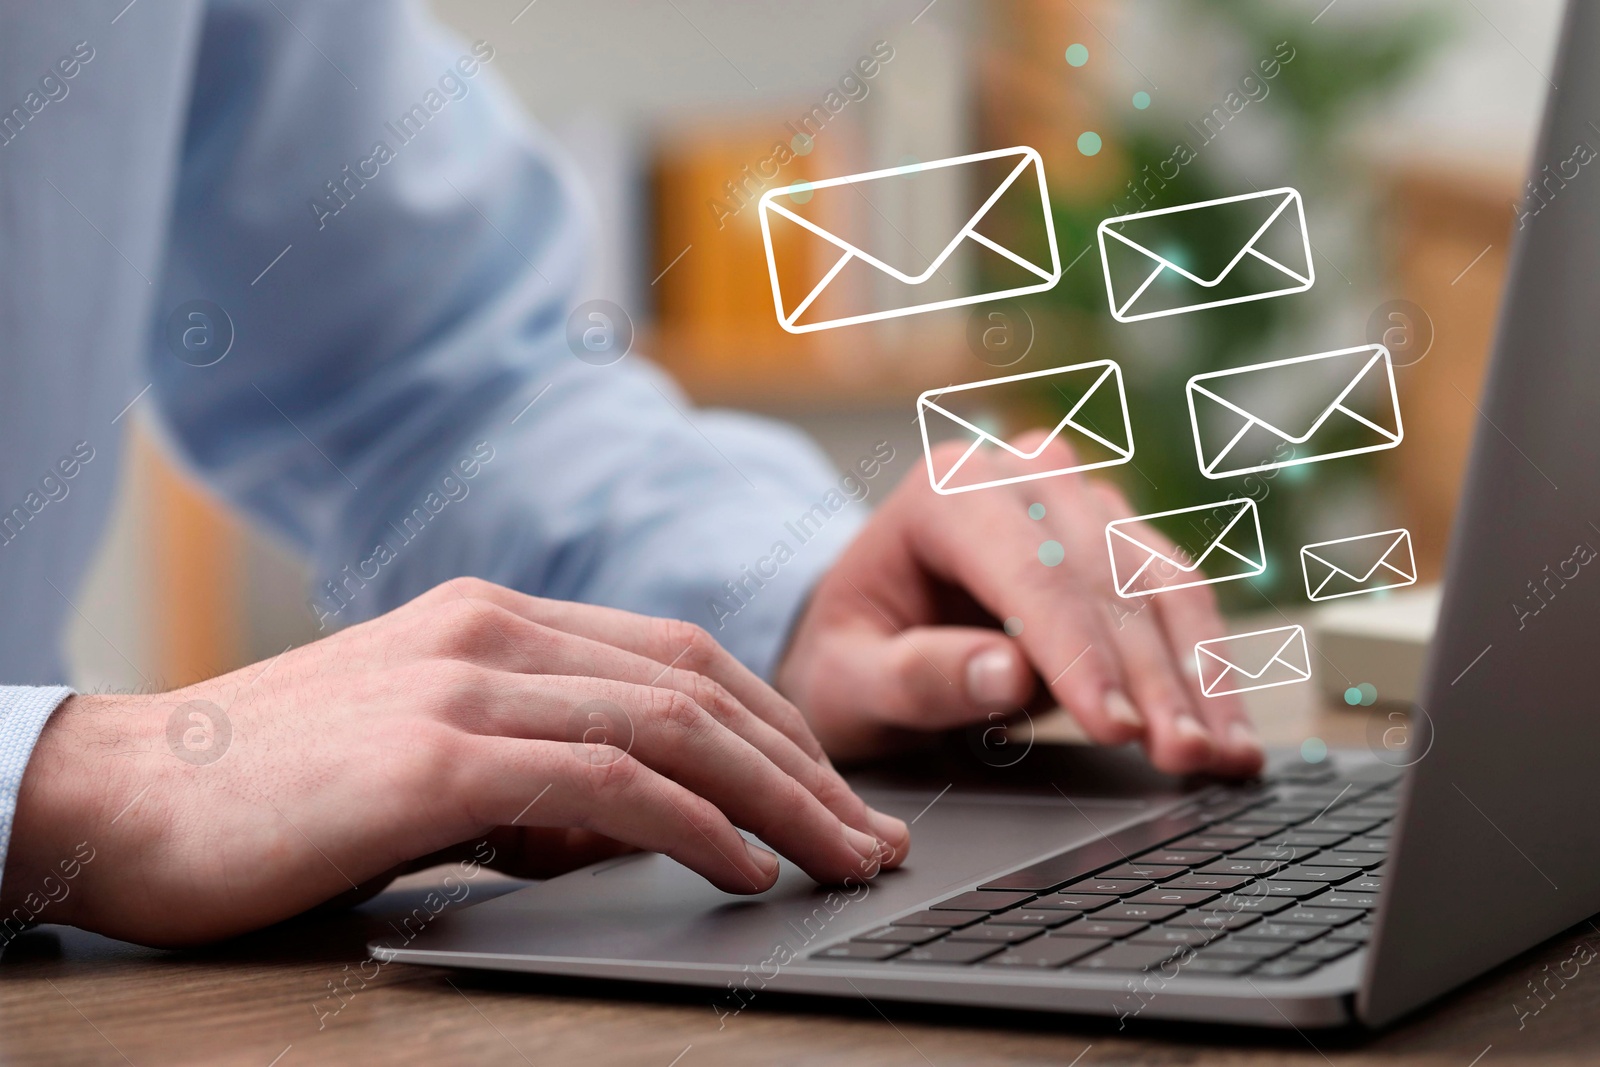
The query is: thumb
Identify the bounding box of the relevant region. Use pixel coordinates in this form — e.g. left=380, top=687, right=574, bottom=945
left=829, top=626, right=1036, bottom=731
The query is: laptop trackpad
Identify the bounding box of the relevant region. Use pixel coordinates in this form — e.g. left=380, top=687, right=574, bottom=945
left=399, top=788, right=1174, bottom=966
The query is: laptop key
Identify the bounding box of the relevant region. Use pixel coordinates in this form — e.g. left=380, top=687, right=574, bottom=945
left=891, top=910, right=984, bottom=928
left=1128, top=887, right=1220, bottom=907
left=1307, top=817, right=1383, bottom=835
left=1327, top=920, right=1375, bottom=942
left=1314, top=852, right=1384, bottom=870
left=1094, top=902, right=1184, bottom=922
left=1167, top=834, right=1254, bottom=852
left=1058, top=878, right=1152, bottom=896
left=1243, top=879, right=1335, bottom=899
left=996, top=910, right=1080, bottom=927
left=1163, top=873, right=1252, bottom=892
left=1198, top=858, right=1287, bottom=877
left=1172, top=910, right=1261, bottom=933
left=1054, top=919, right=1148, bottom=939
left=1238, top=922, right=1328, bottom=943
left=1069, top=942, right=1184, bottom=972
left=817, top=942, right=907, bottom=961
left=1338, top=804, right=1396, bottom=819
left=1133, top=849, right=1222, bottom=867
left=1311, top=890, right=1378, bottom=909
left=947, top=924, right=1043, bottom=944
left=1276, top=906, right=1365, bottom=927
left=1196, top=795, right=1271, bottom=821
left=1342, top=876, right=1384, bottom=893
left=1253, top=958, right=1321, bottom=978
left=894, top=941, right=1005, bottom=965
left=1229, top=845, right=1317, bottom=863
left=1131, top=925, right=1215, bottom=946
left=1261, top=830, right=1350, bottom=848
left=1273, top=865, right=1362, bottom=883
left=1098, top=863, right=1186, bottom=882
left=980, top=937, right=1110, bottom=969
left=854, top=926, right=946, bottom=944
left=1210, top=893, right=1294, bottom=914
left=931, top=890, right=1035, bottom=911
left=1337, top=836, right=1389, bottom=853
left=1289, top=939, right=1360, bottom=961
left=1031, top=893, right=1119, bottom=912
left=1199, top=938, right=1296, bottom=960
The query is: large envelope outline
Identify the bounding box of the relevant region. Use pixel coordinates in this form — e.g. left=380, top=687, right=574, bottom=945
left=1195, top=625, right=1312, bottom=698
left=1300, top=528, right=1417, bottom=602
left=1186, top=344, right=1404, bottom=480
left=1097, top=188, right=1314, bottom=323
left=758, top=147, right=1062, bottom=333
left=917, top=361, right=1134, bottom=495
left=1104, top=498, right=1265, bottom=599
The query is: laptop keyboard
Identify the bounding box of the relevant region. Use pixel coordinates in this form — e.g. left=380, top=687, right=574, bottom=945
left=812, top=761, right=1400, bottom=979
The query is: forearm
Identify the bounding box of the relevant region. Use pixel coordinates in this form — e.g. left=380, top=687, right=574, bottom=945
left=309, top=367, right=891, bottom=680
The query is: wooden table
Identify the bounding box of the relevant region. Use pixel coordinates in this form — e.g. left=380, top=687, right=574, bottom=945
left=2, top=688, right=1590, bottom=1067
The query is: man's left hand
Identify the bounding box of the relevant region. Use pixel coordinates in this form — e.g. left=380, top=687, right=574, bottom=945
left=777, top=434, right=1265, bottom=777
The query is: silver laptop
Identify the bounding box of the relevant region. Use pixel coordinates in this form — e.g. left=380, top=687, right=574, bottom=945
left=374, top=0, right=1600, bottom=1028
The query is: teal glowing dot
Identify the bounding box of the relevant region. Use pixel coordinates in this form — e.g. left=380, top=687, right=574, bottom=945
left=1003, top=616, right=1024, bottom=637
left=1065, top=43, right=1089, bottom=67
left=790, top=133, right=814, bottom=156
left=788, top=181, right=813, bottom=204
left=1301, top=737, right=1328, bottom=764
left=1028, top=503, right=1046, bottom=520
left=1132, top=91, right=1151, bottom=110
left=1077, top=131, right=1102, bottom=157
left=1038, top=540, right=1065, bottom=567
left=1359, top=682, right=1379, bottom=706
left=1344, top=686, right=1363, bottom=706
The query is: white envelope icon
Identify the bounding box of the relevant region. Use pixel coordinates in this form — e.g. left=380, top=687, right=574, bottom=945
left=1186, top=344, right=1404, bottom=480
left=1097, top=188, right=1314, bottom=323
left=917, top=361, right=1134, bottom=495
left=758, top=147, right=1061, bottom=333
left=1105, top=498, right=1265, bottom=599
left=1195, top=625, right=1312, bottom=698
left=1300, top=528, right=1418, bottom=602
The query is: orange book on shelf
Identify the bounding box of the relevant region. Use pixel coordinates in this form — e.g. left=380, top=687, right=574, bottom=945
left=651, top=129, right=828, bottom=392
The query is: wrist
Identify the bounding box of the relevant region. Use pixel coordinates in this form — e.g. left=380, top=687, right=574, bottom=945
left=0, top=694, right=140, bottom=931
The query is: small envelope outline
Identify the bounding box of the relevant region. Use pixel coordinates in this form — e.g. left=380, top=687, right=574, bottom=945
left=1195, top=625, right=1312, bottom=698
left=758, top=147, right=1062, bottom=334
left=1186, top=344, right=1404, bottom=480
left=1104, top=497, right=1265, bottom=599
left=1300, top=528, right=1418, bottom=602
left=917, top=361, right=1134, bottom=495
left=1097, top=188, right=1314, bottom=323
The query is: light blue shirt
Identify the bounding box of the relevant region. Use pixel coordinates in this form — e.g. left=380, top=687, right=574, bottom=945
left=0, top=2, right=865, bottom=894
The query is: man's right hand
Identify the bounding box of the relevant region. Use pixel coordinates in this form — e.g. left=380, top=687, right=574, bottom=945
left=0, top=579, right=908, bottom=947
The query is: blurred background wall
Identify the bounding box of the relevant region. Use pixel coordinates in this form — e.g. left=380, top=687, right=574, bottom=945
left=68, top=0, right=1565, bottom=690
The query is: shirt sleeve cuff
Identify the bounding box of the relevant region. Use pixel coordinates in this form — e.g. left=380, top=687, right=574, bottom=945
left=0, top=686, right=73, bottom=895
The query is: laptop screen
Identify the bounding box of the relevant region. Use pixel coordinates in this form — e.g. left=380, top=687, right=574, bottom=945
left=1361, top=0, right=1600, bottom=1026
